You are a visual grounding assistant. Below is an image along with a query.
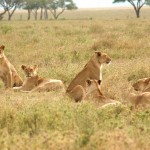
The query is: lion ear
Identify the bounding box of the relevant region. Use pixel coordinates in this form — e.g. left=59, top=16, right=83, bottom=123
left=95, top=51, right=101, bottom=57
left=21, top=65, right=26, bottom=70
left=98, top=80, right=101, bottom=85
left=86, top=79, right=92, bottom=86
left=0, top=45, right=5, bottom=50
left=145, top=78, right=150, bottom=84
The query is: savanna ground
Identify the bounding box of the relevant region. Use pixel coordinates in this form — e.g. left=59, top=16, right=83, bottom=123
left=0, top=7, right=150, bottom=150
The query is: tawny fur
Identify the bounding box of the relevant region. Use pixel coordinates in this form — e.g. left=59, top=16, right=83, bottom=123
left=13, top=75, right=39, bottom=91
left=13, top=65, right=65, bottom=92
left=83, top=79, right=121, bottom=107
left=66, top=51, right=111, bottom=98
left=132, top=77, right=150, bottom=92
left=0, top=45, right=23, bottom=89
left=69, top=80, right=102, bottom=102
left=128, top=92, right=150, bottom=108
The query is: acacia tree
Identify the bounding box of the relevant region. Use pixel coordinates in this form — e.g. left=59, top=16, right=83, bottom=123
left=113, top=0, right=150, bottom=18
left=0, top=0, right=22, bottom=20
left=48, top=0, right=77, bottom=20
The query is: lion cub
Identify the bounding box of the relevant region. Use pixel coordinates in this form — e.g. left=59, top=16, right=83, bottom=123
left=13, top=65, right=65, bottom=92
left=0, top=45, right=23, bottom=89
left=132, top=77, right=150, bottom=92
left=66, top=51, right=111, bottom=96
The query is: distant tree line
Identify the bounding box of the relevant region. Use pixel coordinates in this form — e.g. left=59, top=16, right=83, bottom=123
left=1, top=0, right=150, bottom=21
left=113, top=0, right=150, bottom=18
left=0, top=0, right=77, bottom=20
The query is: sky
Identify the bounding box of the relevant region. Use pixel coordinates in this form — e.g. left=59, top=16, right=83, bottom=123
left=73, top=0, right=130, bottom=8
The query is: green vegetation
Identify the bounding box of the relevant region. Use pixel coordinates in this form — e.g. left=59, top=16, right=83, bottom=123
left=0, top=9, right=150, bottom=149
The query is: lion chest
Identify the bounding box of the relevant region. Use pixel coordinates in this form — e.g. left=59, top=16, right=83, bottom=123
left=0, top=65, right=7, bottom=76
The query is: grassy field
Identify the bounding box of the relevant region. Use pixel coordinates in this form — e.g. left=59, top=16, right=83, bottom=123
left=0, top=8, right=150, bottom=150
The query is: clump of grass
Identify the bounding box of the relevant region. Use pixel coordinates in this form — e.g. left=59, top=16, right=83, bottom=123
left=0, top=25, right=12, bottom=34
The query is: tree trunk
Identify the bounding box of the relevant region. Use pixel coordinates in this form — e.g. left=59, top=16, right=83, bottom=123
left=7, top=6, right=17, bottom=21
left=0, top=10, right=7, bottom=20
left=27, top=9, right=31, bottom=20
left=40, top=8, right=43, bottom=20
left=44, top=8, right=48, bottom=20
left=34, top=10, right=38, bottom=20
left=135, top=9, right=140, bottom=18
left=8, top=11, right=11, bottom=21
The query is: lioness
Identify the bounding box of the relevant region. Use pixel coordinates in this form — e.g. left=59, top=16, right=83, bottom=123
left=13, top=75, right=39, bottom=91
left=132, top=77, right=150, bottom=92
left=128, top=92, right=150, bottom=108
left=66, top=51, right=111, bottom=95
left=0, top=45, right=23, bottom=88
left=13, top=65, right=65, bottom=92
left=84, top=79, right=121, bottom=107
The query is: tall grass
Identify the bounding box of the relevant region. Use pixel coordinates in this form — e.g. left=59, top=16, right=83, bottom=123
left=0, top=9, right=150, bottom=149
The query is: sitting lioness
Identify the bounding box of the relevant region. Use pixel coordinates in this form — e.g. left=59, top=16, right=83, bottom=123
left=66, top=51, right=111, bottom=96
left=132, top=77, right=150, bottom=92
left=13, top=65, right=65, bottom=92
left=0, top=45, right=23, bottom=89
left=128, top=92, right=150, bottom=108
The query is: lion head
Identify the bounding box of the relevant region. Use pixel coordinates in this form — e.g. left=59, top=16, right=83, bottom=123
left=95, top=51, right=111, bottom=64
left=21, top=65, right=38, bottom=77
left=132, top=77, right=150, bottom=91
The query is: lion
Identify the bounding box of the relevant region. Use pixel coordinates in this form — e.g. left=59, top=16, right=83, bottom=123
left=83, top=79, right=121, bottom=107
left=13, top=75, right=39, bottom=91
left=13, top=65, right=65, bottom=92
left=0, top=45, right=23, bottom=89
left=69, top=79, right=102, bottom=102
left=128, top=92, right=150, bottom=108
left=132, top=77, right=150, bottom=92
left=66, top=51, right=111, bottom=96
left=69, top=78, right=120, bottom=108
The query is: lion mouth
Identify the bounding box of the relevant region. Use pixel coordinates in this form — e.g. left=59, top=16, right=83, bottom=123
left=26, top=74, right=31, bottom=77
left=133, top=86, right=138, bottom=91
left=106, top=61, right=111, bottom=64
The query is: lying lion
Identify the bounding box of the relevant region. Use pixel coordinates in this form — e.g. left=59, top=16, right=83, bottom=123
left=13, top=75, right=39, bottom=91
left=84, top=79, right=121, bottom=107
left=0, top=45, right=23, bottom=89
left=132, top=77, right=150, bottom=92
left=69, top=78, right=120, bottom=107
left=66, top=51, right=111, bottom=97
left=69, top=79, right=102, bottom=102
left=13, top=65, right=65, bottom=92
left=128, top=92, right=150, bottom=108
